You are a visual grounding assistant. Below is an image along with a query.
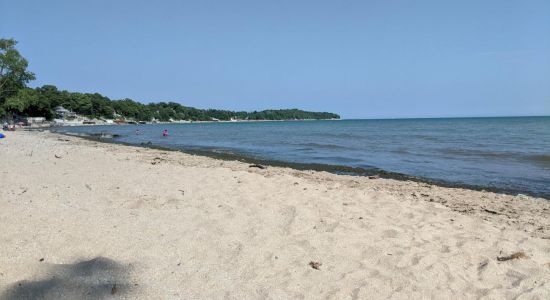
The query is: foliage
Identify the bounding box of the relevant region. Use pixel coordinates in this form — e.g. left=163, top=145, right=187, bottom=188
left=0, top=38, right=340, bottom=121
left=0, top=39, right=36, bottom=105
left=4, top=88, right=38, bottom=113
left=4, top=86, right=339, bottom=121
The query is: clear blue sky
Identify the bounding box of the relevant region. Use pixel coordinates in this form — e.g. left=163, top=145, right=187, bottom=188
left=2, top=0, right=549, bottom=118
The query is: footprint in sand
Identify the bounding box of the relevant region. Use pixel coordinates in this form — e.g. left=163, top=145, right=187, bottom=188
left=382, top=229, right=399, bottom=238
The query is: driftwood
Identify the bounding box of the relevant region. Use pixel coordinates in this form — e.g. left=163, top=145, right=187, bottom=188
left=497, top=251, right=527, bottom=261
left=249, top=164, right=266, bottom=169
left=484, top=208, right=499, bottom=215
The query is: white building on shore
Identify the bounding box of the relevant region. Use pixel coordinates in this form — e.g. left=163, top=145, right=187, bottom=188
left=55, top=106, right=76, bottom=119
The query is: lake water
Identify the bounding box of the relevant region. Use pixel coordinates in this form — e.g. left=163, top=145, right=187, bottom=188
left=54, top=117, right=550, bottom=198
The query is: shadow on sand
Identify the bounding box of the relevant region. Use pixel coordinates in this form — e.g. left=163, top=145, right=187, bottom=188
left=1, top=257, right=134, bottom=300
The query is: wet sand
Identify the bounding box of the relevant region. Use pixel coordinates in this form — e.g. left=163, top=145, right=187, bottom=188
left=1, top=130, right=549, bottom=299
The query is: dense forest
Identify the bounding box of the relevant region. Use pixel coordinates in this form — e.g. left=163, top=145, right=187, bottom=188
left=0, top=39, right=339, bottom=122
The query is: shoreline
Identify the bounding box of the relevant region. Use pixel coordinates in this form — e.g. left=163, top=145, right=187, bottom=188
left=28, top=117, right=342, bottom=128
left=54, top=129, right=550, bottom=200
left=2, top=130, right=550, bottom=298
left=14, top=129, right=550, bottom=236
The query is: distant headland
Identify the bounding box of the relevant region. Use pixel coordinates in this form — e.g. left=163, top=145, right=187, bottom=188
left=4, top=84, right=340, bottom=125
left=0, top=38, right=339, bottom=125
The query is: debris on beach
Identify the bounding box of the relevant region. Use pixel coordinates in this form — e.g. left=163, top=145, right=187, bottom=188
left=54, top=154, right=62, bottom=159
left=151, top=157, right=165, bottom=165
left=249, top=164, right=266, bottom=169
left=478, top=260, right=489, bottom=270
left=497, top=251, right=528, bottom=261
left=485, top=209, right=500, bottom=215
left=368, top=175, right=380, bottom=179
left=309, top=261, right=322, bottom=270
left=111, top=283, right=117, bottom=295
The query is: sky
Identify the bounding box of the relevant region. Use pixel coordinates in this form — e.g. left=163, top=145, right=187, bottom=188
left=1, top=0, right=549, bottom=119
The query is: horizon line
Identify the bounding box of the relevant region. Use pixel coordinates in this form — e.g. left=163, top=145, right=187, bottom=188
left=342, top=115, right=550, bottom=121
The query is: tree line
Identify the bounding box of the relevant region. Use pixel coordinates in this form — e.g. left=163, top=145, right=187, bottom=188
left=0, top=38, right=339, bottom=122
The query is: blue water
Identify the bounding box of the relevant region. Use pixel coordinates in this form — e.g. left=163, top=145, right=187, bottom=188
left=54, top=117, right=550, bottom=198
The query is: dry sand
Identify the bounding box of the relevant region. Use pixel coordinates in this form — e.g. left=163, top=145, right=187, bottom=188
left=1, top=130, right=549, bottom=299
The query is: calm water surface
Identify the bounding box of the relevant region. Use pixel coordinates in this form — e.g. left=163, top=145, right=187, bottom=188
left=54, top=117, right=550, bottom=198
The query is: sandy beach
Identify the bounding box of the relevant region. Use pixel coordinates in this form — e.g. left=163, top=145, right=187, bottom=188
left=1, top=130, right=549, bottom=299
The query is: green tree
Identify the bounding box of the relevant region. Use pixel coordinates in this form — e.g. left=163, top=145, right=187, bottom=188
left=0, top=39, right=35, bottom=116
left=4, top=88, right=38, bottom=113
left=89, top=93, right=114, bottom=118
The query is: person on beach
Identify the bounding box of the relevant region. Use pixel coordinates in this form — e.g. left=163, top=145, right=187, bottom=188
left=162, top=129, right=168, bottom=137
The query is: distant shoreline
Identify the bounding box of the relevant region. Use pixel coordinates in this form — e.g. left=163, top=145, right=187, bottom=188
left=22, top=115, right=550, bottom=128
left=57, top=115, right=550, bottom=127
left=30, top=118, right=341, bottom=128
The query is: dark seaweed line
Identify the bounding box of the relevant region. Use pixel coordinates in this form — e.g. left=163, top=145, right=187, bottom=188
left=54, top=130, right=550, bottom=200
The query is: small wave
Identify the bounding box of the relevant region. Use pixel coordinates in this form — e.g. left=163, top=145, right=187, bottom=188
left=526, top=154, right=550, bottom=167
left=299, top=142, right=352, bottom=150
left=90, top=132, right=121, bottom=139
left=62, top=131, right=121, bottom=139
left=392, top=148, right=410, bottom=154
left=411, top=134, right=441, bottom=142
left=311, top=156, right=362, bottom=164
left=437, top=148, right=517, bottom=159
left=310, top=132, right=363, bottom=139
